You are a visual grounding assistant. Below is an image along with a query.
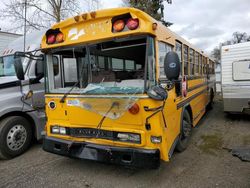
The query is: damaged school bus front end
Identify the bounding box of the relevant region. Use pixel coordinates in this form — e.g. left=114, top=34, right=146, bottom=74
left=42, top=8, right=181, bottom=168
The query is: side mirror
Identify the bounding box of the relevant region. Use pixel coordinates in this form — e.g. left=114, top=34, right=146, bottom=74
left=147, top=86, right=168, bottom=101
left=35, top=60, right=44, bottom=77
left=14, top=57, right=24, bottom=80
left=164, top=51, right=181, bottom=81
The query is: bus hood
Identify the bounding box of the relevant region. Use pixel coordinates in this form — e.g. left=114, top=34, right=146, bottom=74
left=46, top=96, right=146, bottom=126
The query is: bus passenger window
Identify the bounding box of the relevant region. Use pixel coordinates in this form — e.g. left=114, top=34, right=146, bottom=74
left=189, top=49, right=194, bottom=75
left=112, top=58, right=124, bottom=70
left=199, top=54, right=202, bottom=75
left=184, top=45, right=188, bottom=75
left=195, top=52, right=199, bottom=75
left=98, top=56, right=105, bottom=69
left=202, top=56, right=206, bottom=74
left=158, top=41, right=173, bottom=78
left=125, top=60, right=135, bottom=70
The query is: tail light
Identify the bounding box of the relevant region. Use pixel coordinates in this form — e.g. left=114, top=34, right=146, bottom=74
left=126, top=18, right=139, bottom=30
left=112, top=17, right=139, bottom=32
left=47, top=34, right=56, bottom=44
left=47, top=32, right=64, bottom=44
left=113, top=19, right=125, bottom=32
left=128, top=103, right=140, bottom=114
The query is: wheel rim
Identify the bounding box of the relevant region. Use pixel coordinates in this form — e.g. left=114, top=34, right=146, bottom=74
left=6, top=125, right=27, bottom=151
left=181, top=116, right=192, bottom=140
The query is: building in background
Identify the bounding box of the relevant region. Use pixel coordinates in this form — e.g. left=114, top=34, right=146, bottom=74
left=0, top=31, right=22, bottom=52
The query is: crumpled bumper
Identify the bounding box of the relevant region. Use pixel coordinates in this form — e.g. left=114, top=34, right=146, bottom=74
left=43, top=136, right=160, bottom=168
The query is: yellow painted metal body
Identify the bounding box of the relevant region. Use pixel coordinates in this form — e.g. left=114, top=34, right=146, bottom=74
left=42, top=8, right=215, bottom=162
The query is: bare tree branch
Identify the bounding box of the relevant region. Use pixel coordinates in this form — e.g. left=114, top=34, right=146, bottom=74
left=0, top=0, right=80, bottom=33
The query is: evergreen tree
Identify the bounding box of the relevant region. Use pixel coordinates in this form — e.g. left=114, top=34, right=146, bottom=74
left=123, top=0, right=173, bottom=27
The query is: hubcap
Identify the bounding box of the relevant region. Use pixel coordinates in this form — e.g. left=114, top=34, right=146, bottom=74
left=6, top=125, right=27, bottom=151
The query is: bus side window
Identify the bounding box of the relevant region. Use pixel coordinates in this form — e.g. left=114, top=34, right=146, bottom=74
left=183, top=45, right=188, bottom=75
left=158, top=41, right=173, bottom=79
left=195, top=52, right=199, bottom=76
left=199, top=54, right=202, bottom=75
left=202, top=56, right=206, bottom=74
left=189, top=48, right=194, bottom=75
left=175, top=41, right=182, bottom=75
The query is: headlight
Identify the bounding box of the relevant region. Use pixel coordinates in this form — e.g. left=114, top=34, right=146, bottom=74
left=116, top=133, right=140, bottom=143
left=151, top=136, right=162, bottom=144
left=51, top=126, right=67, bottom=135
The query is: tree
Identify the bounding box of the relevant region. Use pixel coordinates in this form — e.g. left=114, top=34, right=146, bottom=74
left=232, top=32, right=248, bottom=44
left=0, top=0, right=80, bottom=32
left=122, top=0, right=173, bottom=27
left=211, top=31, right=250, bottom=63
left=211, top=47, right=220, bottom=64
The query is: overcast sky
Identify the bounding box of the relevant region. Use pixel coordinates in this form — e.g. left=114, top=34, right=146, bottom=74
left=1, top=0, right=250, bottom=54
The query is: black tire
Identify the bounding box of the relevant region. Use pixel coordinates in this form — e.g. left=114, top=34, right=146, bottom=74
left=0, top=116, right=32, bottom=159
left=175, top=110, right=192, bottom=152
left=207, top=90, right=214, bottom=110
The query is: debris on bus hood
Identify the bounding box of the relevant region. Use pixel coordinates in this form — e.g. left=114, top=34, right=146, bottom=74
left=81, top=83, right=144, bottom=94
left=231, top=148, right=250, bottom=162
left=67, top=84, right=144, bottom=119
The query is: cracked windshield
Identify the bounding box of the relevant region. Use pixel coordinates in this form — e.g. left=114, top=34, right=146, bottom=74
left=46, top=36, right=155, bottom=119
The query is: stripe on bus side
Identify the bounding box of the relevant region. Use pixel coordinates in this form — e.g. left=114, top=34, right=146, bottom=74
left=177, top=88, right=207, bottom=110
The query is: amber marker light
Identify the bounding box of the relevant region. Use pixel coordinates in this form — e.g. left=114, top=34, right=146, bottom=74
left=56, top=32, right=64, bottom=43
left=113, top=19, right=125, bottom=32
left=126, top=18, right=139, bottom=30
left=74, top=15, right=80, bottom=22
left=129, top=103, right=140, bottom=114
left=90, top=11, right=96, bottom=19
left=82, top=13, right=88, bottom=20
left=152, top=23, right=158, bottom=30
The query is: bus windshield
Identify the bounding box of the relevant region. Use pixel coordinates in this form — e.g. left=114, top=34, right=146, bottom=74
left=0, top=55, right=26, bottom=77
left=46, top=36, right=156, bottom=94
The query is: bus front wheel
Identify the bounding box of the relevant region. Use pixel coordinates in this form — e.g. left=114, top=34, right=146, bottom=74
left=0, top=116, right=32, bottom=159
left=175, top=110, right=192, bottom=152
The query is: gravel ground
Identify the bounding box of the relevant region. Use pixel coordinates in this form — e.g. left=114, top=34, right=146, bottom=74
left=0, top=98, right=250, bottom=188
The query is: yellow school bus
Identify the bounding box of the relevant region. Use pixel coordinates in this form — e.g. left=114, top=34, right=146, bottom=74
left=41, top=8, right=215, bottom=168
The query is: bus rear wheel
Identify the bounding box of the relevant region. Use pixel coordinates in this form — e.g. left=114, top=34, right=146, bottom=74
left=175, top=110, right=192, bottom=152
left=0, top=116, right=32, bottom=159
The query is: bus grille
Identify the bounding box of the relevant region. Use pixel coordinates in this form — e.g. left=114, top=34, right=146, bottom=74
left=69, top=128, right=114, bottom=139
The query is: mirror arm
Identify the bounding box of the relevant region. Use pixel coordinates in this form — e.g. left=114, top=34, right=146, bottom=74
left=145, top=100, right=167, bottom=127
left=144, top=106, right=162, bottom=111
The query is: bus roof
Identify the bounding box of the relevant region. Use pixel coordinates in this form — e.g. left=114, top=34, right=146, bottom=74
left=41, top=7, right=209, bottom=58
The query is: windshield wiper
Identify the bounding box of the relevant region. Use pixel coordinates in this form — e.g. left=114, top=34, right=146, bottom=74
left=59, top=81, right=79, bottom=103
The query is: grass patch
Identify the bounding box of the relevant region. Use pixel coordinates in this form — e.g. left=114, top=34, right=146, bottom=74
left=198, top=133, right=223, bottom=155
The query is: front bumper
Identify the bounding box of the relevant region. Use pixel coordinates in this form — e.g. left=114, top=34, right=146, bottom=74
left=43, top=136, right=160, bottom=168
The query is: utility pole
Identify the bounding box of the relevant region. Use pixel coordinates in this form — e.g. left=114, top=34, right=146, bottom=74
left=23, top=0, right=27, bottom=52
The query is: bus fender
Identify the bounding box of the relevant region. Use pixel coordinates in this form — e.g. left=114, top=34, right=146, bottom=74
left=168, top=104, right=192, bottom=158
